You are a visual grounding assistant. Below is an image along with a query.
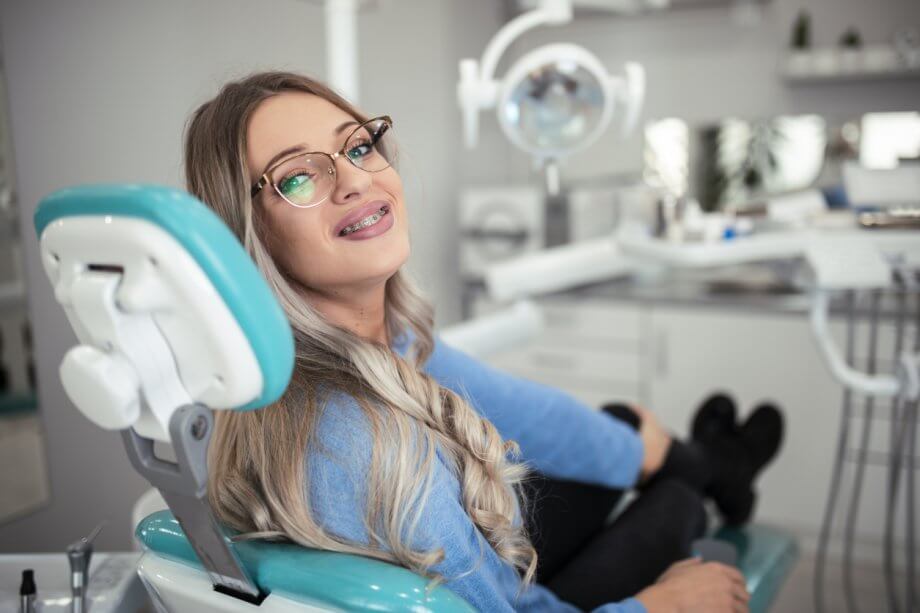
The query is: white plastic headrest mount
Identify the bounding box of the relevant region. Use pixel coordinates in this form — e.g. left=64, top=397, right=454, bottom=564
left=40, top=216, right=263, bottom=442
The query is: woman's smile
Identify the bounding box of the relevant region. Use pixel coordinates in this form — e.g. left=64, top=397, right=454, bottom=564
left=336, top=202, right=394, bottom=240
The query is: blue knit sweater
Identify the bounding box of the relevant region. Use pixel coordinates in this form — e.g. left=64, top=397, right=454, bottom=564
left=306, top=331, right=647, bottom=613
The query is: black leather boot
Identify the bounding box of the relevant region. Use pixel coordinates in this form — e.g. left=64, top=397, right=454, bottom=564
left=691, top=393, right=738, bottom=444
left=693, top=400, right=784, bottom=526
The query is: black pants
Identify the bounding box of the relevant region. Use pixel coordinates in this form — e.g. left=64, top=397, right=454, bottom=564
left=521, top=407, right=708, bottom=611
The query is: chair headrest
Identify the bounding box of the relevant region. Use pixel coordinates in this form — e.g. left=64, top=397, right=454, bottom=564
left=35, top=184, right=294, bottom=415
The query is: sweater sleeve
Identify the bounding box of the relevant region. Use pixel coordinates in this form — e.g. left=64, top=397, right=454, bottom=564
left=422, top=335, right=644, bottom=489
left=408, top=470, right=650, bottom=613
left=308, top=392, right=647, bottom=613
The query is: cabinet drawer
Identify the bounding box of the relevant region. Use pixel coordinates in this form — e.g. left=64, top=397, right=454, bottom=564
left=541, top=301, right=642, bottom=343
left=488, top=345, right=641, bottom=383
left=574, top=388, right=642, bottom=409
left=487, top=366, right=642, bottom=409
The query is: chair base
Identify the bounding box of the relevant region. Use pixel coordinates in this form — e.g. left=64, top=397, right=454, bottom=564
left=138, top=553, right=326, bottom=612
left=714, top=524, right=800, bottom=613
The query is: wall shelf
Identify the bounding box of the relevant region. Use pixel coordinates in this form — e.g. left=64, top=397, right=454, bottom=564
left=782, top=44, right=920, bottom=84
left=516, top=0, right=769, bottom=15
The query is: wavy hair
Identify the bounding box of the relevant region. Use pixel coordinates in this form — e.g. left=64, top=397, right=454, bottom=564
left=183, top=71, right=537, bottom=591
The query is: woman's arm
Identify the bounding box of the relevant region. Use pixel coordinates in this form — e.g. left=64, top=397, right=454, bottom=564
left=308, top=393, right=647, bottom=613
left=409, top=460, right=648, bottom=613
left=422, top=336, right=644, bottom=490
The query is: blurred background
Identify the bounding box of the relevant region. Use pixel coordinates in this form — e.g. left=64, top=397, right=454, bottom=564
left=0, top=0, right=918, bottom=611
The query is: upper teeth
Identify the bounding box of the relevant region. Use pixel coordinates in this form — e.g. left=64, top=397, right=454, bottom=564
left=340, top=206, right=388, bottom=236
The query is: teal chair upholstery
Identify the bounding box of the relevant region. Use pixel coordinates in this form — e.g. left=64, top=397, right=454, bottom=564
left=138, top=510, right=798, bottom=612
left=713, top=525, right=799, bottom=613
left=136, top=511, right=475, bottom=612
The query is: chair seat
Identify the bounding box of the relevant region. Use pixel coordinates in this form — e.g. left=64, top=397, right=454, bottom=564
left=135, top=511, right=474, bottom=612
left=713, top=524, right=799, bottom=613
left=137, top=511, right=797, bottom=612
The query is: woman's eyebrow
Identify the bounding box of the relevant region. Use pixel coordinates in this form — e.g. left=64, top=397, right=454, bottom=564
left=336, top=119, right=359, bottom=134
left=260, top=120, right=361, bottom=174
left=262, top=144, right=308, bottom=174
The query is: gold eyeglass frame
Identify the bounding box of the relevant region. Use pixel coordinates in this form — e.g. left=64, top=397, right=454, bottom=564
left=250, top=115, right=394, bottom=209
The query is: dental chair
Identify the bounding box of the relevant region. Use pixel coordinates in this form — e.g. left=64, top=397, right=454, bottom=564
left=34, top=185, right=796, bottom=612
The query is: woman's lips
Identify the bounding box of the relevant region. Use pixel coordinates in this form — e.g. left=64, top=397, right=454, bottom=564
left=337, top=205, right=395, bottom=241
left=333, top=200, right=392, bottom=237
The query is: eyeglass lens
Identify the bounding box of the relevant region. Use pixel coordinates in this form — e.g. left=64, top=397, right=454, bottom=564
left=274, top=118, right=395, bottom=208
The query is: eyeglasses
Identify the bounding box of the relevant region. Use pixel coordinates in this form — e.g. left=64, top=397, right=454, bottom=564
left=250, top=115, right=396, bottom=209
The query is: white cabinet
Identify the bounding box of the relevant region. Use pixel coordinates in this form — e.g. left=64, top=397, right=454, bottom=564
left=474, top=296, right=647, bottom=409
left=473, top=294, right=905, bottom=560
left=644, top=306, right=845, bottom=544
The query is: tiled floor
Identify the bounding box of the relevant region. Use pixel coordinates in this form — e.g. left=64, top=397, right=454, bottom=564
left=772, top=552, right=915, bottom=612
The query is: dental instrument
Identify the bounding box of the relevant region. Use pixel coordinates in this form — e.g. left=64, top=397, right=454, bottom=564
left=813, top=275, right=920, bottom=613
left=843, top=290, right=881, bottom=613
left=19, top=569, right=35, bottom=613
left=66, top=521, right=106, bottom=613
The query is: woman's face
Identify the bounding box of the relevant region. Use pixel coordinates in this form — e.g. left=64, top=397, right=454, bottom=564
left=246, top=92, right=410, bottom=297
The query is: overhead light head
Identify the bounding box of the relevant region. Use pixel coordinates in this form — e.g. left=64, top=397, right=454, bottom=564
left=497, top=43, right=613, bottom=162
left=456, top=0, right=644, bottom=161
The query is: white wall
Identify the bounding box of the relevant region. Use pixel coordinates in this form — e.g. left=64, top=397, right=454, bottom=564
left=0, top=0, right=505, bottom=552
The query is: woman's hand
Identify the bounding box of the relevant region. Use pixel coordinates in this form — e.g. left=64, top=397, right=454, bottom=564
left=635, top=558, right=750, bottom=613
left=631, top=404, right=672, bottom=481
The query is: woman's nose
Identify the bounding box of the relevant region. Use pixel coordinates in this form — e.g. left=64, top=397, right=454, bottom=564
left=330, top=155, right=372, bottom=204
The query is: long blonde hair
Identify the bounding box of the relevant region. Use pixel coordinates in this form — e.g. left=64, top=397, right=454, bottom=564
left=183, top=71, right=537, bottom=589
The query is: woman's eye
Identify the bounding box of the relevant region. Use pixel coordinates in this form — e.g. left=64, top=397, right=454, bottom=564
left=279, top=172, right=315, bottom=198
left=347, top=139, right=373, bottom=160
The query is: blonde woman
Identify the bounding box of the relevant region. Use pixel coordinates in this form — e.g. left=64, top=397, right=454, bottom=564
left=184, top=71, right=782, bottom=613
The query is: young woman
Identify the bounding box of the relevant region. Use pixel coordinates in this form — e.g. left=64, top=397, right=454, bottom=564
left=185, top=71, right=780, bottom=613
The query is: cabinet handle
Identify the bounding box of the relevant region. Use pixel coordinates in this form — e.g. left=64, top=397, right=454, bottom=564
left=655, top=328, right=668, bottom=377
left=544, top=311, right=577, bottom=327
left=532, top=352, right=577, bottom=370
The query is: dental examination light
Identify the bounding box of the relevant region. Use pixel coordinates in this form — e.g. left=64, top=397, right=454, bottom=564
left=324, top=0, right=362, bottom=102
left=307, top=0, right=377, bottom=104
left=457, top=0, right=645, bottom=193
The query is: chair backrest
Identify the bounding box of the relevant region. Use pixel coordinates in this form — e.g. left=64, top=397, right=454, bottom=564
left=35, top=184, right=474, bottom=611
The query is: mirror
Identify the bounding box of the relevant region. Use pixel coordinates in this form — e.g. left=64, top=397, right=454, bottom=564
left=643, top=112, right=920, bottom=211
left=859, top=112, right=920, bottom=169
left=700, top=114, right=827, bottom=210
left=0, top=51, right=50, bottom=523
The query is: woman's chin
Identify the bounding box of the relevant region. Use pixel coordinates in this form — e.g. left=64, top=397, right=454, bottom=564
left=359, top=249, right=411, bottom=286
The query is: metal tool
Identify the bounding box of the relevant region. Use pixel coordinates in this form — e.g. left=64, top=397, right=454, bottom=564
left=19, top=569, right=36, bottom=613
left=66, top=520, right=106, bottom=613
left=815, top=269, right=920, bottom=613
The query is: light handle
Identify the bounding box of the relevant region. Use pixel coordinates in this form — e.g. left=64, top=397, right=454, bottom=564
left=458, top=0, right=573, bottom=149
